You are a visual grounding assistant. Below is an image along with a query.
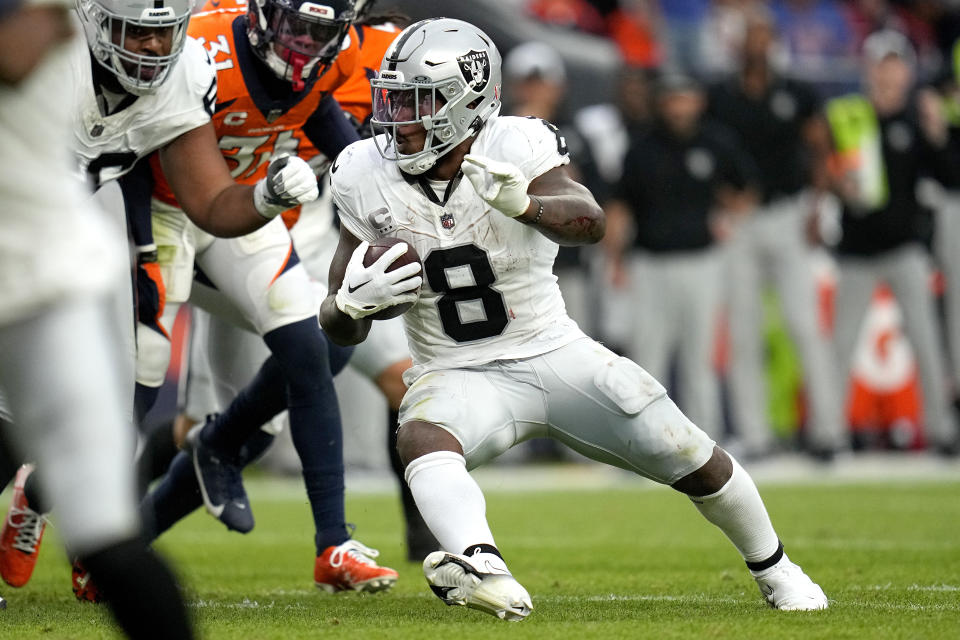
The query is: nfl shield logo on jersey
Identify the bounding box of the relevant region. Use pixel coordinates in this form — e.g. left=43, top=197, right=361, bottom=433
left=457, top=50, right=490, bottom=92
left=440, top=212, right=455, bottom=229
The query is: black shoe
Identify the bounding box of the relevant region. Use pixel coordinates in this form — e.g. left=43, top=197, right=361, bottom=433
left=934, top=439, right=960, bottom=458
left=184, top=425, right=254, bottom=533
left=807, top=447, right=836, bottom=464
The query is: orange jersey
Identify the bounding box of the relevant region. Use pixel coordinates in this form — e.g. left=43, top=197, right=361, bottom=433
left=333, top=22, right=401, bottom=126
left=151, top=7, right=359, bottom=210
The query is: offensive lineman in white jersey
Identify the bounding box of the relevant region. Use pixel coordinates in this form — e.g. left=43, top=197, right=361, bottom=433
left=0, top=0, right=193, bottom=635
left=72, top=0, right=318, bottom=226
left=68, top=0, right=319, bottom=429
left=0, top=0, right=319, bottom=599
left=319, top=18, right=829, bottom=621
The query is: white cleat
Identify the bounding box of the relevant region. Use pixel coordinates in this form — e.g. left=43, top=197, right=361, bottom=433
left=753, top=555, right=828, bottom=611
left=423, top=551, right=533, bottom=621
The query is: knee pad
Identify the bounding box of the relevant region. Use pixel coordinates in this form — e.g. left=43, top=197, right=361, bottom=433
left=594, top=356, right=666, bottom=415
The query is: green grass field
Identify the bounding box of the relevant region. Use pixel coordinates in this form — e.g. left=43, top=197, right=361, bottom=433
left=1, top=472, right=958, bottom=639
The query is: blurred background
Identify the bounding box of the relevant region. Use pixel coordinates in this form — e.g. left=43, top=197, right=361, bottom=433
left=153, top=0, right=960, bottom=480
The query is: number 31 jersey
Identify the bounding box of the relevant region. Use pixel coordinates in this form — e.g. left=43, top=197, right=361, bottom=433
left=331, top=114, right=586, bottom=380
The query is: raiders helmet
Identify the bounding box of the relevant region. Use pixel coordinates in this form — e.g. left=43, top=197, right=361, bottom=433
left=77, top=0, right=192, bottom=95
left=370, top=18, right=502, bottom=175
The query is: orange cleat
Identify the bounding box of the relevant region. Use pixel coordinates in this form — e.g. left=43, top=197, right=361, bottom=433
left=314, top=539, right=398, bottom=593
left=0, top=464, right=48, bottom=588
left=71, top=558, right=102, bottom=603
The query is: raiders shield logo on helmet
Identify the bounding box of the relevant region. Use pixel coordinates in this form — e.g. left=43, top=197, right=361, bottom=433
left=457, top=49, right=490, bottom=92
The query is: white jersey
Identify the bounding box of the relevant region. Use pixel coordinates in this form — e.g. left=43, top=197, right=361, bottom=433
left=331, top=115, right=585, bottom=380
left=70, top=35, right=216, bottom=188
left=0, top=30, right=125, bottom=326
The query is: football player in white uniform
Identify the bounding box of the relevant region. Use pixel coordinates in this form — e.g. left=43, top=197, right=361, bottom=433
left=72, top=0, right=317, bottom=226
left=0, top=1, right=193, bottom=636
left=0, top=0, right=319, bottom=600
left=319, top=18, right=829, bottom=621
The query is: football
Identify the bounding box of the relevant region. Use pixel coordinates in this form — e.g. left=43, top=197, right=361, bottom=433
left=363, top=236, right=422, bottom=320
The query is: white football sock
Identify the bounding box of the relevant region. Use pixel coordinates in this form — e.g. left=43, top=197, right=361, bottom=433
left=689, top=455, right=780, bottom=563
left=405, top=450, right=497, bottom=556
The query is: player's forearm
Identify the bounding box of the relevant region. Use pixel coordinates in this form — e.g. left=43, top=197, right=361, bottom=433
left=515, top=193, right=605, bottom=246
left=319, top=295, right=372, bottom=346
left=186, top=184, right=271, bottom=238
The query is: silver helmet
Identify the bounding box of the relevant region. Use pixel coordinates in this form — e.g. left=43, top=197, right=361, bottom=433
left=370, top=18, right=502, bottom=174
left=77, top=0, right=193, bottom=95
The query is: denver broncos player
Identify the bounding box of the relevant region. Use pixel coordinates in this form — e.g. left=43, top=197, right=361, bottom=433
left=178, top=3, right=437, bottom=562
left=135, top=0, right=398, bottom=593
left=320, top=18, right=829, bottom=620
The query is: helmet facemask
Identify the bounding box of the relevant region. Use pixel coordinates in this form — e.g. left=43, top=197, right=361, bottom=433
left=368, top=18, right=502, bottom=175
left=248, top=0, right=354, bottom=91
left=78, top=0, right=191, bottom=96
left=371, top=75, right=473, bottom=175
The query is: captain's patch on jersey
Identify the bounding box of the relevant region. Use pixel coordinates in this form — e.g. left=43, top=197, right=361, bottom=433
left=457, top=50, right=490, bottom=92
left=367, top=207, right=396, bottom=234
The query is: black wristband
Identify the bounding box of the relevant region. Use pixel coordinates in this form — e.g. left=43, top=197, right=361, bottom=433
left=525, top=195, right=544, bottom=225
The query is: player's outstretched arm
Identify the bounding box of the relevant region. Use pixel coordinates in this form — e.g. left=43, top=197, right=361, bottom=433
left=461, top=156, right=605, bottom=246
left=160, top=122, right=318, bottom=238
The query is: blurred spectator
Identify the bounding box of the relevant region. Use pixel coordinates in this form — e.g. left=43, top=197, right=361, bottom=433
left=708, top=9, right=845, bottom=459
left=932, top=39, right=960, bottom=416
left=696, top=0, right=759, bottom=80
left=604, top=73, right=758, bottom=441
left=660, top=0, right=711, bottom=71
left=574, top=65, right=656, bottom=346
left=605, top=0, right=663, bottom=67
left=574, top=65, right=655, bottom=203
left=526, top=0, right=607, bottom=33
left=504, top=40, right=569, bottom=120
left=846, top=0, right=941, bottom=79
left=526, top=0, right=662, bottom=66
left=813, top=30, right=960, bottom=455
left=772, top=0, right=858, bottom=90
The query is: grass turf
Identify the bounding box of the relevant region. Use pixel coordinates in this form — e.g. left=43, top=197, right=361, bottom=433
left=0, top=475, right=957, bottom=639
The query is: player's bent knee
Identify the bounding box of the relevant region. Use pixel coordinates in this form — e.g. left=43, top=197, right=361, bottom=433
left=397, top=421, right=463, bottom=467
left=671, top=446, right=732, bottom=497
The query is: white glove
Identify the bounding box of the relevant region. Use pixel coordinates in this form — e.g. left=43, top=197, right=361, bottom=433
left=461, top=153, right=531, bottom=218
left=253, top=155, right=319, bottom=219
left=335, top=241, right=422, bottom=319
